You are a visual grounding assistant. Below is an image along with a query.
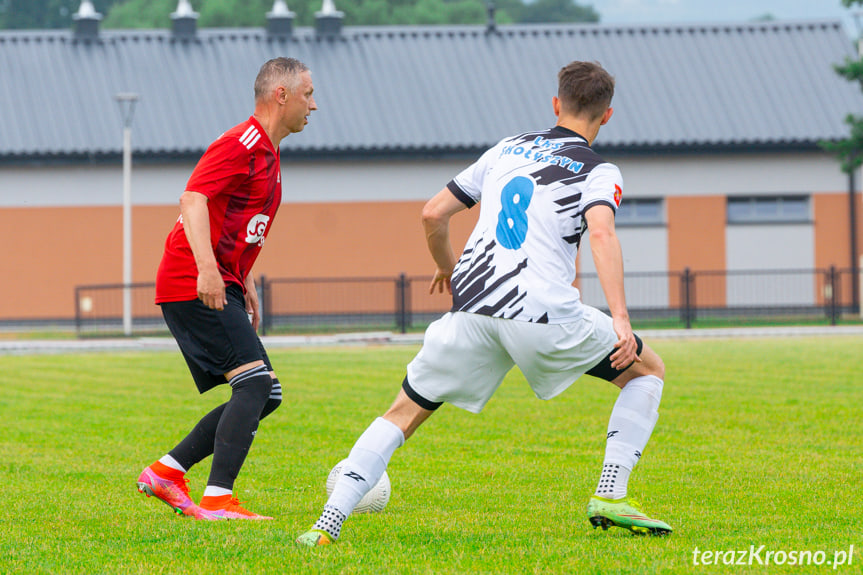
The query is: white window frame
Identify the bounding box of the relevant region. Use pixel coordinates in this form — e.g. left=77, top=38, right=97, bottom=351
left=727, top=195, right=811, bottom=224
left=615, top=197, right=664, bottom=227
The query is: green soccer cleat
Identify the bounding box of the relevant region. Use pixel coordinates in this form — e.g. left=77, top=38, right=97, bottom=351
left=587, top=495, right=672, bottom=536
left=296, top=529, right=335, bottom=547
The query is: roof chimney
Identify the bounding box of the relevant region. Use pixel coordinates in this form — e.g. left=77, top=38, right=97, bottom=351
left=171, top=0, right=199, bottom=41
left=315, top=0, right=344, bottom=38
left=267, top=0, right=296, bottom=39
left=486, top=2, right=497, bottom=34
left=73, top=1, right=102, bottom=41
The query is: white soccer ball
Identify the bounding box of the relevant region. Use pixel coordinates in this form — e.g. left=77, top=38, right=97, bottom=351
left=326, top=459, right=390, bottom=514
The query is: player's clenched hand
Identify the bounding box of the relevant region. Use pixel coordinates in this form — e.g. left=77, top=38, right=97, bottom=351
left=429, top=269, right=453, bottom=295
left=197, top=268, right=227, bottom=310
left=609, top=316, right=641, bottom=370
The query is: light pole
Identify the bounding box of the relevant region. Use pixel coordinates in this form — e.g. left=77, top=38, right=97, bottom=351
left=116, top=93, right=139, bottom=336
left=850, top=12, right=863, bottom=316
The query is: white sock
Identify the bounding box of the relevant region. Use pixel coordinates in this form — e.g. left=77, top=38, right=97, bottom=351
left=159, top=454, right=187, bottom=473
left=595, top=463, right=631, bottom=500
left=203, top=485, right=232, bottom=498
left=313, top=504, right=347, bottom=540
left=326, top=417, right=405, bottom=518
left=595, top=375, right=663, bottom=499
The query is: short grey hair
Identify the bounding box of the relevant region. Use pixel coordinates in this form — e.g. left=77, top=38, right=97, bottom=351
left=254, top=57, right=310, bottom=101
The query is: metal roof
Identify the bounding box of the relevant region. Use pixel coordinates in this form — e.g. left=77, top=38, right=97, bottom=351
left=1, top=19, right=861, bottom=161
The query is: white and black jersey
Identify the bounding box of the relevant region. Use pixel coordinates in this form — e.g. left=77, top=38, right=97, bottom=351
left=446, top=125, right=623, bottom=324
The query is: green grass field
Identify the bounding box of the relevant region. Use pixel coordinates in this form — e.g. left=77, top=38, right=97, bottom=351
left=1, top=337, right=861, bottom=574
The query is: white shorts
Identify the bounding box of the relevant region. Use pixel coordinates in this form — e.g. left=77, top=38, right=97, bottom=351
left=406, top=307, right=618, bottom=414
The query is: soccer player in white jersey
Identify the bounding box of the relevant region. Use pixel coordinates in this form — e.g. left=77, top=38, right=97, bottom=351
left=297, top=61, right=672, bottom=545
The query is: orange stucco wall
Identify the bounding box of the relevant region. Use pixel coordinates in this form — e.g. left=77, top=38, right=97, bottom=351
left=814, top=192, right=863, bottom=269
left=2, top=202, right=478, bottom=321
left=5, top=192, right=861, bottom=322
left=813, top=192, right=863, bottom=305
left=666, top=196, right=727, bottom=307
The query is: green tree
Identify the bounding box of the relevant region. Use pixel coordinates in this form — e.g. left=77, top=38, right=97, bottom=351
left=0, top=0, right=119, bottom=29
left=822, top=0, right=863, bottom=172
left=519, top=0, right=597, bottom=24
left=103, top=0, right=274, bottom=29
left=0, top=0, right=598, bottom=30
left=100, top=0, right=596, bottom=29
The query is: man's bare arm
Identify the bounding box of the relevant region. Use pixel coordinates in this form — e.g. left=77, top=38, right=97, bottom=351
left=585, top=204, right=639, bottom=369
left=179, top=191, right=226, bottom=310
left=421, top=187, right=469, bottom=295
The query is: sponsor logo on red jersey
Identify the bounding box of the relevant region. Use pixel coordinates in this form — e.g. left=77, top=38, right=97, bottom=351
left=245, top=214, right=270, bottom=246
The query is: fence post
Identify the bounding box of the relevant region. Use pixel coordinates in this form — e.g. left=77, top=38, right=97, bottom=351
left=828, top=266, right=838, bottom=326
left=259, top=274, right=268, bottom=335
left=405, top=274, right=412, bottom=330
left=74, top=286, right=81, bottom=338
left=680, top=267, right=693, bottom=329
left=396, top=273, right=409, bottom=334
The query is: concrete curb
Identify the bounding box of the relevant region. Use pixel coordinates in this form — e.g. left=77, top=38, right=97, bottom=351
left=1, top=326, right=861, bottom=355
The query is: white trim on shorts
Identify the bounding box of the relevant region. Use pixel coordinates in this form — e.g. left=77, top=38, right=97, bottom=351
left=406, top=308, right=618, bottom=414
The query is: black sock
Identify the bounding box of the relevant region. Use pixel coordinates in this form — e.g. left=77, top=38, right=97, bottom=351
left=207, top=365, right=272, bottom=489
left=169, top=402, right=226, bottom=471
left=169, top=375, right=280, bottom=471
left=259, top=378, right=282, bottom=420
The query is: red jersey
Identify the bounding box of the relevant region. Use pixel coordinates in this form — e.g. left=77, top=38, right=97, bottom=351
left=155, top=117, right=282, bottom=303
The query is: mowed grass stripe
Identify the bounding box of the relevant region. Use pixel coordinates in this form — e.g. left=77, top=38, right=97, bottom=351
left=0, top=337, right=860, bottom=574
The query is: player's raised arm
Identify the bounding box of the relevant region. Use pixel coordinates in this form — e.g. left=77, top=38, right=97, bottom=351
left=421, top=187, right=469, bottom=295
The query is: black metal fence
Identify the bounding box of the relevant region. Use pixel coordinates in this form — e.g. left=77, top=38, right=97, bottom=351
left=73, top=267, right=861, bottom=337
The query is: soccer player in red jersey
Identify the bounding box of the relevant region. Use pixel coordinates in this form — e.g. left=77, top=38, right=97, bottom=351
left=137, top=57, right=316, bottom=520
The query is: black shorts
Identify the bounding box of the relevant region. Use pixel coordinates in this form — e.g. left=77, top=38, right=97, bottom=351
left=585, top=333, right=644, bottom=382
left=160, top=284, right=273, bottom=393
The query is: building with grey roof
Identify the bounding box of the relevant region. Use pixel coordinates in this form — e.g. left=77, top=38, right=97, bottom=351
left=1, top=8, right=860, bottom=160
left=1, top=0, right=861, bottom=325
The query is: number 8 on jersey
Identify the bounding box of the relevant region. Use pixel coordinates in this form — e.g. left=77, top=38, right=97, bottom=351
left=496, top=176, right=535, bottom=250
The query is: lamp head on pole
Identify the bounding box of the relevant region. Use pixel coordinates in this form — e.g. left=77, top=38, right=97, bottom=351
left=115, top=93, right=140, bottom=128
